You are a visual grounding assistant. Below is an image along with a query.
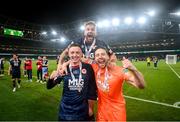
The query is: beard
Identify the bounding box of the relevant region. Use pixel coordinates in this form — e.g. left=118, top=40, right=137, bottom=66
left=85, top=32, right=95, bottom=43
left=87, top=32, right=94, bottom=37
left=96, top=58, right=108, bottom=68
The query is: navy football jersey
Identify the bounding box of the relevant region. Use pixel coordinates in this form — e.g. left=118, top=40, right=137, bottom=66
left=47, top=62, right=97, bottom=120
left=72, top=38, right=112, bottom=59
left=10, top=59, right=21, bottom=72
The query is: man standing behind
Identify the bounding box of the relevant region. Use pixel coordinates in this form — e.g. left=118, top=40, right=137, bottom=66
left=9, top=54, right=22, bottom=92
left=58, top=21, right=116, bottom=66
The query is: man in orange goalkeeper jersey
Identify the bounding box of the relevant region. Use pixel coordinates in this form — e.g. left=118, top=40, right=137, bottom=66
left=92, top=47, right=145, bottom=121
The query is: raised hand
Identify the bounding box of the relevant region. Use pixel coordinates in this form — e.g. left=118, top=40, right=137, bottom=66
left=50, top=70, right=59, bottom=79
left=122, top=57, right=136, bottom=71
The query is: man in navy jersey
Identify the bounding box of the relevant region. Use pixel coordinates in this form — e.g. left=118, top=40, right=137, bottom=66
left=9, top=54, right=21, bottom=92
left=47, top=43, right=97, bottom=121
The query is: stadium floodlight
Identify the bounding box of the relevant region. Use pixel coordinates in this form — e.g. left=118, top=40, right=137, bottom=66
left=147, top=10, right=155, bottom=16
left=80, top=25, right=85, bottom=31
left=60, top=37, right=65, bottom=42
left=112, top=18, right=120, bottom=26
left=52, top=30, right=57, bottom=35
left=137, top=17, right=146, bottom=24
left=124, top=17, right=133, bottom=25
left=41, top=31, right=47, bottom=35
left=97, top=21, right=103, bottom=28
left=102, top=20, right=110, bottom=27
left=174, top=12, right=180, bottom=16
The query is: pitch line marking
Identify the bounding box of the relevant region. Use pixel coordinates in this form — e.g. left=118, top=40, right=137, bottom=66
left=174, top=102, right=180, bottom=107
left=124, top=95, right=180, bottom=109
left=167, top=64, right=180, bottom=79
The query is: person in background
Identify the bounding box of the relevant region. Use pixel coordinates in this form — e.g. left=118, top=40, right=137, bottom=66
left=9, top=54, right=22, bottom=92
left=153, top=56, right=158, bottom=69
left=36, top=56, right=43, bottom=83
left=56, top=55, right=60, bottom=64
left=42, top=56, right=48, bottom=83
left=23, top=57, right=28, bottom=77
left=25, top=57, right=32, bottom=82
left=0, top=57, right=5, bottom=76
left=146, top=57, right=151, bottom=67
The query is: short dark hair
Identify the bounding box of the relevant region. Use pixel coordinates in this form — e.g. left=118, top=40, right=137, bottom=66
left=13, top=53, right=18, bottom=56
left=68, top=43, right=82, bottom=50
left=94, top=46, right=111, bottom=56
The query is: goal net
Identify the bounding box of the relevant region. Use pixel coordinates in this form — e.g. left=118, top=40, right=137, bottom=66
left=166, top=55, right=177, bottom=64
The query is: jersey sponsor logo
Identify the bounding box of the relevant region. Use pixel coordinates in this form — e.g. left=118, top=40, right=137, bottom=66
left=68, top=79, right=84, bottom=92
left=14, top=60, right=19, bottom=66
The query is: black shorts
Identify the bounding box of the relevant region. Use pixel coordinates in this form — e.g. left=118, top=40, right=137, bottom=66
left=12, top=71, right=21, bottom=79
left=154, top=63, right=157, bottom=67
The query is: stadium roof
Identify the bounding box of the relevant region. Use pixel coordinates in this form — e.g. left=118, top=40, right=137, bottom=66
left=0, top=0, right=180, bottom=25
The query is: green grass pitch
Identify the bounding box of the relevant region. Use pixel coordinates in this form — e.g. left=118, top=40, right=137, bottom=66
left=0, top=60, right=180, bottom=121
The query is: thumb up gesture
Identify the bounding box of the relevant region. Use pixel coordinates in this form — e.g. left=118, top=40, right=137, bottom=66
left=122, top=57, right=136, bottom=71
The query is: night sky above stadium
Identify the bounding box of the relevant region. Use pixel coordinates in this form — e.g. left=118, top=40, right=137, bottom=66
left=0, top=0, right=180, bottom=25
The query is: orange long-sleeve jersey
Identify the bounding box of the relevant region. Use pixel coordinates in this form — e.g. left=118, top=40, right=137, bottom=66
left=92, top=64, right=129, bottom=121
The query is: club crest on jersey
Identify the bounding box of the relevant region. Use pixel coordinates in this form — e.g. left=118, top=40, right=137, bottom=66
left=81, top=68, right=87, bottom=74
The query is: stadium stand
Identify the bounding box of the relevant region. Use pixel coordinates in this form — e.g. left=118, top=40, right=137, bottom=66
left=0, top=14, right=180, bottom=60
